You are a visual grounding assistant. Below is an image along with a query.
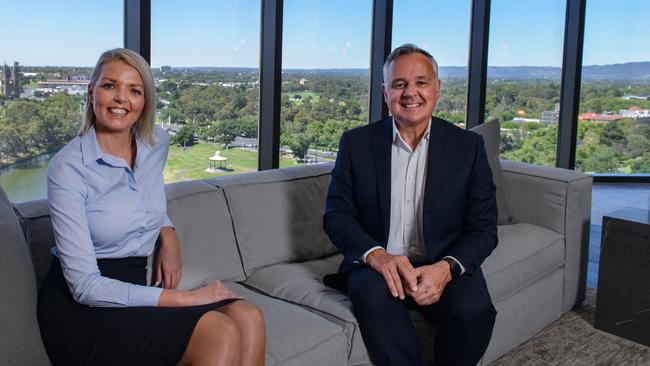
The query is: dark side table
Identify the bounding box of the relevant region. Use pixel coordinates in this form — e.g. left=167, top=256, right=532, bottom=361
left=595, top=207, right=650, bottom=347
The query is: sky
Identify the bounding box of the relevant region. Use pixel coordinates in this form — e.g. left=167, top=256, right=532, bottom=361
left=1, top=0, right=648, bottom=68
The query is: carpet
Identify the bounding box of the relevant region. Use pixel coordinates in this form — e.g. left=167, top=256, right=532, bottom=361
left=490, top=289, right=650, bottom=365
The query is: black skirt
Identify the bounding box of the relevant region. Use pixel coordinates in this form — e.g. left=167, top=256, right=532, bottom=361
left=37, top=257, right=238, bottom=366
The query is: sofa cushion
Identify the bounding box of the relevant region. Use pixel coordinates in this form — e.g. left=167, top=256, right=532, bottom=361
left=226, top=281, right=348, bottom=366
left=206, top=164, right=338, bottom=275
left=470, top=120, right=513, bottom=224
left=483, top=223, right=565, bottom=302
left=165, top=180, right=247, bottom=286
left=243, top=254, right=436, bottom=365
left=0, top=187, right=51, bottom=365
left=13, top=199, right=55, bottom=289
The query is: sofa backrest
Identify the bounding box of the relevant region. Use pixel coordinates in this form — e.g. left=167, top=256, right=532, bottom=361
left=204, top=163, right=337, bottom=276
left=164, top=180, right=247, bottom=288
left=0, top=188, right=51, bottom=365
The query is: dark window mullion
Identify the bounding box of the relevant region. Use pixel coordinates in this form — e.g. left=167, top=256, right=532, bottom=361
left=258, top=0, right=283, bottom=170
left=124, top=0, right=151, bottom=63
left=466, top=0, right=490, bottom=128
left=368, top=0, right=393, bottom=124
left=556, top=0, right=586, bottom=170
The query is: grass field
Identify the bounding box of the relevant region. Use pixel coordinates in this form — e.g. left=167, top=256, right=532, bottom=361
left=287, top=91, right=319, bottom=105
left=164, top=142, right=299, bottom=183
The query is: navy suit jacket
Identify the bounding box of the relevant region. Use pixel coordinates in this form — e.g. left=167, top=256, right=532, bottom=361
left=323, top=116, right=498, bottom=289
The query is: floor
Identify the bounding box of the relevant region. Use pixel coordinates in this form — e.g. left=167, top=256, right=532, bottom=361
left=588, top=183, right=650, bottom=288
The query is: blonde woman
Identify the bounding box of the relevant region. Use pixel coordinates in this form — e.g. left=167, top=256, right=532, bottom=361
left=38, top=48, right=265, bottom=366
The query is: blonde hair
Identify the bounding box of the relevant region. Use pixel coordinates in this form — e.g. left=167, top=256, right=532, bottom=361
left=80, top=48, right=156, bottom=145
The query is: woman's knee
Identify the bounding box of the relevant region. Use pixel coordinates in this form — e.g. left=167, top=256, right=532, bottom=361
left=196, top=311, right=242, bottom=346
left=223, top=301, right=265, bottom=330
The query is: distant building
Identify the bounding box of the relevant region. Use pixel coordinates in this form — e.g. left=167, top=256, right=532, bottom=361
left=619, top=107, right=650, bottom=125
left=512, top=117, right=541, bottom=123
left=299, top=78, right=308, bottom=86
left=227, top=136, right=257, bottom=150
left=161, top=65, right=172, bottom=73
left=0, top=62, right=21, bottom=99
left=540, top=103, right=560, bottom=124
left=578, top=113, right=622, bottom=123
left=36, top=80, right=89, bottom=96
left=621, top=95, right=649, bottom=100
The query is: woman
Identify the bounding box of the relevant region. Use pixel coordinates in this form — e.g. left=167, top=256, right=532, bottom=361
left=38, top=48, right=265, bottom=366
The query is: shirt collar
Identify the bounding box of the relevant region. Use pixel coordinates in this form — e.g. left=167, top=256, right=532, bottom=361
left=392, top=117, right=432, bottom=145
left=80, top=126, right=102, bottom=166
left=80, top=126, right=152, bottom=169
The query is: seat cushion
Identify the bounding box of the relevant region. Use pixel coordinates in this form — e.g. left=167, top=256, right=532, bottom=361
left=226, top=282, right=348, bottom=366
left=165, top=180, right=247, bottom=286
left=243, top=254, right=436, bottom=365
left=470, top=120, right=513, bottom=224
left=0, top=187, right=51, bottom=365
left=483, top=223, right=565, bottom=302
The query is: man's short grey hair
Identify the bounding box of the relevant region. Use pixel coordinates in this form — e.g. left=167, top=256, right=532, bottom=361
left=383, top=44, right=439, bottom=82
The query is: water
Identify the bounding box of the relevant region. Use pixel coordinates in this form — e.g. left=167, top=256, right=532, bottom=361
left=0, top=154, right=51, bottom=203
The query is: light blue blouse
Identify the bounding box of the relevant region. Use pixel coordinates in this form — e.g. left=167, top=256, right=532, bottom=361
left=47, top=126, right=172, bottom=307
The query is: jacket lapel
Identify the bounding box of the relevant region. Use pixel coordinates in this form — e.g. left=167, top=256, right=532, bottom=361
left=423, top=117, right=449, bottom=245
left=371, top=117, right=393, bottom=244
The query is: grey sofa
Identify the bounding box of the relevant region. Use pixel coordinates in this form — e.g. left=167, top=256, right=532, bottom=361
left=1, top=156, right=591, bottom=365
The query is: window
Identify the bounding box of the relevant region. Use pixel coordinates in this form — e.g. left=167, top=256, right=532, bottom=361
left=280, top=0, right=372, bottom=165
left=152, top=0, right=264, bottom=180
left=392, top=0, right=471, bottom=126
left=576, top=0, right=650, bottom=174
left=486, top=0, right=566, bottom=167
left=0, top=0, right=122, bottom=202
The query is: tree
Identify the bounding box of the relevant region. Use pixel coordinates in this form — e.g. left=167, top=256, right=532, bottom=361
left=173, top=126, right=195, bottom=147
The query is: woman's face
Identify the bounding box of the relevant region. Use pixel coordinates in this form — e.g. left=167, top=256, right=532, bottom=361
left=89, top=60, right=145, bottom=135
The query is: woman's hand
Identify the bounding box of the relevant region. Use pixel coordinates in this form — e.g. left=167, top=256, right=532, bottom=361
left=154, top=226, right=182, bottom=289
left=191, top=280, right=243, bottom=305
left=158, top=280, right=242, bottom=307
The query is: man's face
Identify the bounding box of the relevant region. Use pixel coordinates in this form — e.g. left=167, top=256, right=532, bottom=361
left=382, top=53, right=441, bottom=129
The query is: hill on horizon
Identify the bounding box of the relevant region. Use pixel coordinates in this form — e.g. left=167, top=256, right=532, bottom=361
left=172, top=61, right=650, bottom=81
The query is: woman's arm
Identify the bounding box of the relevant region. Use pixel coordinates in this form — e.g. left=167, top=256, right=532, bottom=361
left=154, top=226, right=182, bottom=289
left=48, top=154, right=162, bottom=307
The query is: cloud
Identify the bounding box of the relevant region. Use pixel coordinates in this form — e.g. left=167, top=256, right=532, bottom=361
left=240, top=38, right=247, bottom=44
left=345, top=41, right=352, bottom=48
left=233, top=46, right=240, bottom=51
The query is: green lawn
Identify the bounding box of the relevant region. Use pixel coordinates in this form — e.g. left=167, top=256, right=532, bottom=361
left=288, top=91, right=320, bottom=105
left=164, top=142, right=299, bottom=183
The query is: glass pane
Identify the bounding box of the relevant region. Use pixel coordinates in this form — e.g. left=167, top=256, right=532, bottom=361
left=393, top=0, right=471, bottom=126
left=152, top=0, right=262, bottom=180
left=0, top=0, right=122, bottom=202
left=280, top=0, right=372, bottom=165
left=576, top=0, right=650, bottom=174
left=486, top=0, right=566, bottom=167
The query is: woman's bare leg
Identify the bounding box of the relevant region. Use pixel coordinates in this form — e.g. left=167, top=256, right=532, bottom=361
left=178, top=311, right=242, bottom=366
left=217, top=301, right=266, bottom=366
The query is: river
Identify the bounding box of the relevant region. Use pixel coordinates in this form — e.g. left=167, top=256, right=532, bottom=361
left=0, top=154, right=51, bottom=203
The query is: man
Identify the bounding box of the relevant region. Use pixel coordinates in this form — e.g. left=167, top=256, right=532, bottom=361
left=323, top=44, right=498, bottom=366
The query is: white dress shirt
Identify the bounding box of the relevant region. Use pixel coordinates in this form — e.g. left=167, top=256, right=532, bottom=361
left=362, top=118, right=465, bottom=274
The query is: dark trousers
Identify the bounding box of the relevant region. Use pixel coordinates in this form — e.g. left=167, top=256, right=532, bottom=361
left=347, top=267, right=496, bottom=366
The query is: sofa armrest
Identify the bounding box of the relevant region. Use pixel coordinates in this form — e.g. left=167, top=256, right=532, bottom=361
left=501, top=160, right=592, bottom=311
left=13, top=199, right=55, bottom=289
